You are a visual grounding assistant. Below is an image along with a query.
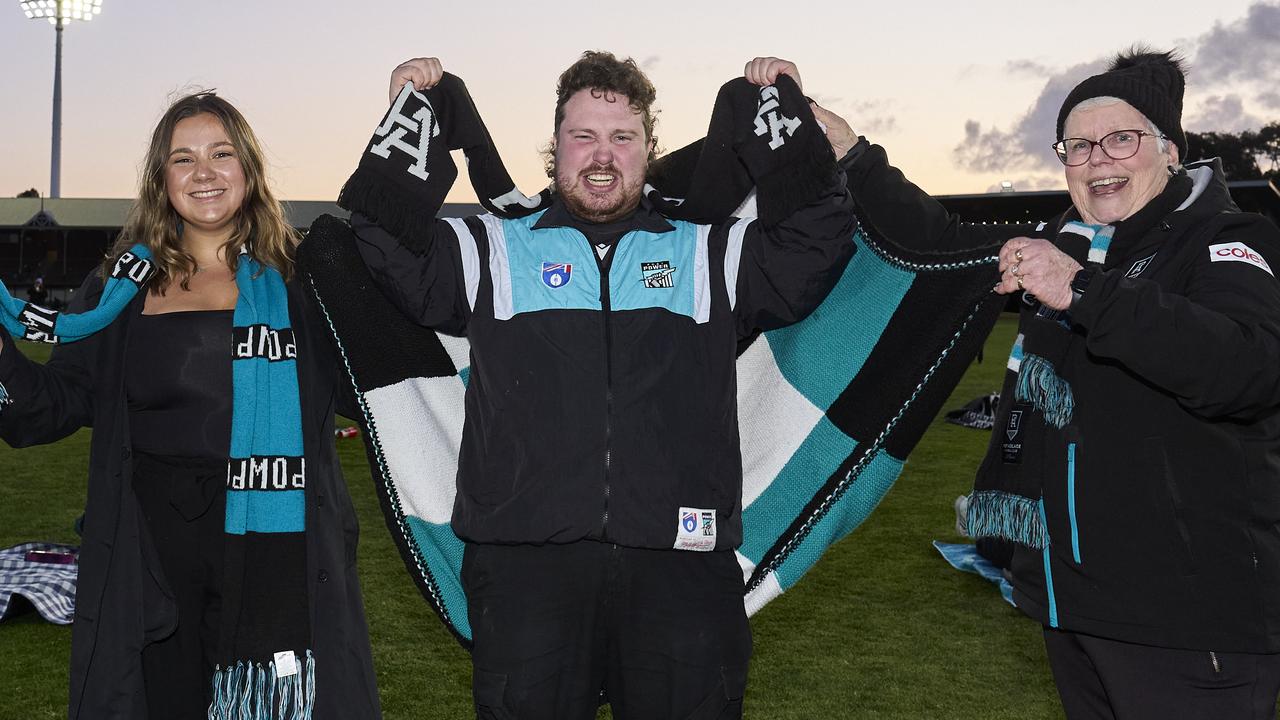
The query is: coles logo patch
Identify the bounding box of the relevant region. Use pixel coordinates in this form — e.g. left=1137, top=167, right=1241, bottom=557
left=1209, top=242, right=1273, bottom=277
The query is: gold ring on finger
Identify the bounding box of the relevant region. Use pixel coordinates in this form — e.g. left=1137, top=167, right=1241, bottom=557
left=1016, top=276, right=1024, bottom=289
left=1015, top=248, right=1024, bottom=261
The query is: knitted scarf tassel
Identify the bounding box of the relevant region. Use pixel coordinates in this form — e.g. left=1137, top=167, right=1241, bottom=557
left=965, top=490, right=1048, bottom=549
left=208, top=651, right=316, bottom=720
left=1014, top=353, right=1074, bottom=429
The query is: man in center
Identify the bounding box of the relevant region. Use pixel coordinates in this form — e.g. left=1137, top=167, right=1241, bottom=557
left=351, top=52, right=856, bottom=719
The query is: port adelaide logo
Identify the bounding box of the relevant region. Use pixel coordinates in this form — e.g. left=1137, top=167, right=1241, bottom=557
left=641, top=260, right=676, bottom=289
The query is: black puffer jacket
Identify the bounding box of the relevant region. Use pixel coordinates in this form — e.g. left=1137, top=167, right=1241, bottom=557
left=848, top=145, right=1280, bottom=652
left=998, top=161, right=1280, bottom=652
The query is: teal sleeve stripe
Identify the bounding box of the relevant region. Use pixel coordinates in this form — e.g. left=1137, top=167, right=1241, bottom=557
left=773, top=449, right=904, bottom=591
left=1067, top=442, right=1080, bottom=564
left=739, top=419, right=856, bottom=565
left=224, top=490, right=306, bottom=534
left=405, top=516, right=471, bottom=642
left=764, top=233, right=913, bottom=410
left=1039, top=499, right=1059, bottom=627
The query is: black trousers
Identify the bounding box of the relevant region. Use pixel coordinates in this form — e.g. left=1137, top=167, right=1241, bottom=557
left=1044, top=626, right=1280, bottom=720
left=132, top=453, right=226, bottom=719
left=462, top=541, right=752, bottom=720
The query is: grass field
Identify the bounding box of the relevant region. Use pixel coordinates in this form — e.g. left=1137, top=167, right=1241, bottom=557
left=0, top=315, right=1067, bottom=719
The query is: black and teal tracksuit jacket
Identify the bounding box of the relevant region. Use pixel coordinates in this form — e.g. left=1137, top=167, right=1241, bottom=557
left=353, top=186, right=856, bottom=552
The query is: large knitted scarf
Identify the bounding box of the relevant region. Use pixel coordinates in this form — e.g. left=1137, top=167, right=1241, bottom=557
left=302, top=72, right=1004, bottom=646
left=0, top=249, right=315, bottom=719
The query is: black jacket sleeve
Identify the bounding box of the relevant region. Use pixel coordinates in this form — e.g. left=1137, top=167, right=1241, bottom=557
left=1071, top=215, right=1280, bottom=420
left=0, top=274, right=103, bottom=447
left=350, top=213, right=470, bottom=336
left=843, top=142, right=1037, bottom=253
left=733, top=167, right=857, bottom=335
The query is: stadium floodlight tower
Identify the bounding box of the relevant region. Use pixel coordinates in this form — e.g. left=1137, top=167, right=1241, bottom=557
left=19, top=0, right=103, bottom=198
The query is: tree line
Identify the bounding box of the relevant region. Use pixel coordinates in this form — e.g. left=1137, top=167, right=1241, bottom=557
left=1187, top=122, right=1280, bottom=181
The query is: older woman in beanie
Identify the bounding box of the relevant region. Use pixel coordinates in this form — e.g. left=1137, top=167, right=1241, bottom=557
left=813, top=48, right=1280, bottom=718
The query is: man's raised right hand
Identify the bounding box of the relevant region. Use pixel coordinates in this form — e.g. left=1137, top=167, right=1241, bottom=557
left=389, top=57, right=444, bottom=105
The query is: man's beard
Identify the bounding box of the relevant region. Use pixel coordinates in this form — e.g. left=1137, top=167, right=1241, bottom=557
left=555, top=163, right=646, bottom=223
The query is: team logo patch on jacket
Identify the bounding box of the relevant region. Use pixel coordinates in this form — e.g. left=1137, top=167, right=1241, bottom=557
left=1209, top=242, right=1274, bottom=277
left=641, top=261, right=676, bottom=289
left=541, top=262, right=572, bottom=288
left=674, top=506, right=716, bottom=552
left=1126, top=253, right=1156, bottom=278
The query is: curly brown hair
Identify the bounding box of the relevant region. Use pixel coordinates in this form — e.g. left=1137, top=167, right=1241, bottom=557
left=105, top=91, right=298, bottom=293
left=543, top=51, right=659, bottom=177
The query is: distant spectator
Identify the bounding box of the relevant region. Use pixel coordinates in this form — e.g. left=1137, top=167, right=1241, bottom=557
left=25, top=278, right=47, bottom=307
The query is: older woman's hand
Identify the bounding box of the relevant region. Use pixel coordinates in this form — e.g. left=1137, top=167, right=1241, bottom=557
left=389, top=57, right=444, bottom=104
left=996, top=237, right=1082, bottom=311
left=809, top=102, right=858, bottom=159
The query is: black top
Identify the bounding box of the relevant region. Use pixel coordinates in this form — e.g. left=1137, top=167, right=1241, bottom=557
left=126, top=310, right=233, bottom=458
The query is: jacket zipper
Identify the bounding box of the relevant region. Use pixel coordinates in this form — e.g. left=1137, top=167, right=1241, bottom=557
left=595, top=238, right=617, bottom=538
left=1209, top=651, right=1221, bottom=673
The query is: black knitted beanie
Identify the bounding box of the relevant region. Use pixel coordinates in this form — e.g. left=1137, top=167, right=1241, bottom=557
left=1057, top=48, right=1188, bottom=158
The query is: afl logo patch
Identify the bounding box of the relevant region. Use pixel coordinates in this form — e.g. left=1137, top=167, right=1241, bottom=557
left=541, top=262, right=572, bottom=288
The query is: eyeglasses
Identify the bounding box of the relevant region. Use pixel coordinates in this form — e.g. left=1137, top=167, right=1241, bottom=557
left=1052, top=129, right=1164, bottom=166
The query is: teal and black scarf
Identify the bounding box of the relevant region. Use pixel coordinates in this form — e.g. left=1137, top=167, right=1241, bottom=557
left=1, top=246, right=316, bottom=719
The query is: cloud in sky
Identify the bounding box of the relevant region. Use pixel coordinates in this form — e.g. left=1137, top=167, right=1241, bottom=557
left=953, top=1, right=1280, bottom=174
left=952, top=58, right=1105, bottom=174
left=1190, top=1, right=1280, bottom=85
left=1186, top=94, right=1265, bottom=133
left=810, top=93, right=898, bottom=136
left=1004, top=59, right=1055, bottom=78
left=847, top=99, right=897, bottom=135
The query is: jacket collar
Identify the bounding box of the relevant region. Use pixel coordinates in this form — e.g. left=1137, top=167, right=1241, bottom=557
left=532, top=195, right=675, bottom=234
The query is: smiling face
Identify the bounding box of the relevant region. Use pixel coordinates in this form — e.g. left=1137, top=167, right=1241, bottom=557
left=553, top=88, right=653, bottom=223
left=1063, top=101, right=1178, bottom=225
left=164, top=112, right=246, bottom=240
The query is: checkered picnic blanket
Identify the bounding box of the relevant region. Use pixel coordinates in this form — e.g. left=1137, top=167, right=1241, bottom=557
left=0, top=542, right=78, bottom=625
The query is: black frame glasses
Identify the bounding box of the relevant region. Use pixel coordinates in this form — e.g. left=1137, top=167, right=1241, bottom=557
left=1052, top=129, right=1165, bottom=166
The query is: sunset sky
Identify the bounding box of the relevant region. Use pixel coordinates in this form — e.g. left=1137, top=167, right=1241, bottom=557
left=2, top=0, right=1276, bottom=203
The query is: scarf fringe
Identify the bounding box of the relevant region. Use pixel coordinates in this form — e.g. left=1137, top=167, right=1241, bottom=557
left=208, top=651, right=315, bottom=720
left=752, top=133, right=837, bottom=228
left=338, top=170, right=439, bottom=252
left=1014, top=353, right=1074, bottom=428
left=966, top=491, right=1047, bottom=549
